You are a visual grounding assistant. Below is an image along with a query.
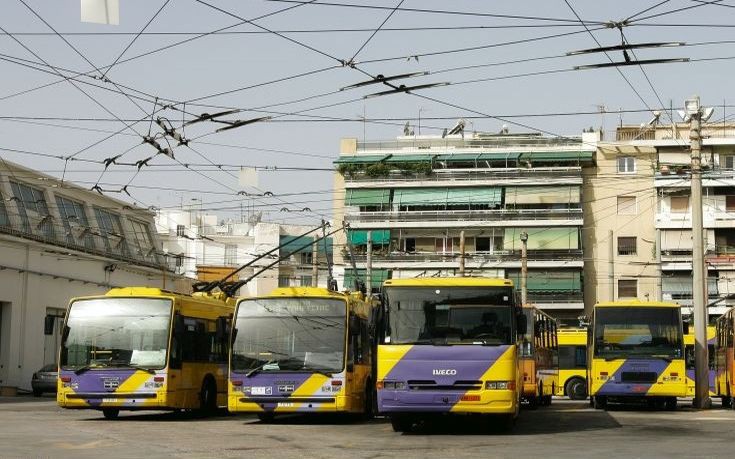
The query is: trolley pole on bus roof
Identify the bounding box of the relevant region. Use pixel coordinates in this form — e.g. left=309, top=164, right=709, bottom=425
left=520, top=231, right=528, bottom=306
left=681, top=95, right=714, bottom=409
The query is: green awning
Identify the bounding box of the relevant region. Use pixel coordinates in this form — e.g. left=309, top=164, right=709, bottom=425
left=520, top=151, right=593, bottom=162
left=334, top=154, right=391, bottom=164
left=348, top=229, right=390, bottom=245
left=395, top=188, right=447, bottom=206
left=343, top=268, right=390, bottom=290
left=507, top=271, right=581, bottom=292
left=279, top=235, right=333, bottom=255
left=435, top=152, right=522, bottom=163
left=384, top=154, right=435, bottom=163
left=503, top=227, right=579, bottom=250
left=344, top=189, right=391, bottom=207
left=446, top=187, right=501, bottom=205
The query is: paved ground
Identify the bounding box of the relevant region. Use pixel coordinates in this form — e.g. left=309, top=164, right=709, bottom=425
left=1, top=396, right=734, bottom=458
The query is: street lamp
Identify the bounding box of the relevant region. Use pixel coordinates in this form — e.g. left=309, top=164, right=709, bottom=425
left=678, top=95, right=713, bottom=409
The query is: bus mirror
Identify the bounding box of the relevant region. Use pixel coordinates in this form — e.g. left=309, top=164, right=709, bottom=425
left=43, top=315, right=55, bottom=335
left=517, top=314, right=528, bottom=334
left=349, top=316, right=361, bottom=335
left=216, top=316, right=228, bottom=340
left=683, top=322, right=690, bottom=335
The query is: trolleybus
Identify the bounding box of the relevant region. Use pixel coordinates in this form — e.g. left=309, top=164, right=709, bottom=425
left=520, top=305, right=558, bottom=407
left=57, top=287, right=234, bottom=419
left=228, top=287, right=374, bottom=419
left=684, top=325, right=716, bottom=398
left=588, top=300, right=687, bottom=410
left=375, top=277, right=526, bottom=432
left=556, top=328, right=587, bottom=399
left=715, top=308, right=735, bottom=408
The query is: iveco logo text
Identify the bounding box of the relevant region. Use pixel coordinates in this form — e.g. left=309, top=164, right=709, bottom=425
left=432, top=369, right=457, bottom=376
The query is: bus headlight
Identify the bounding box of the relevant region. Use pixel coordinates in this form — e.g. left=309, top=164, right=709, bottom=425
left=486, top=381, right=514, bottom=390
left=380, top=381, right=406, bottom=390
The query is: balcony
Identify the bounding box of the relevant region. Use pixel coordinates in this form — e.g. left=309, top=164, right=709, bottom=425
left=350, top=249, right=583, bottom=265
left=345, top=208, right=582, bottom=225
left=0, top=213, right=172, bottom=271
left=342, top=167, right=583, bottom=185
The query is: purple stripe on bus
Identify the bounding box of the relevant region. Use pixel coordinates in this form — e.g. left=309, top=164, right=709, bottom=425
left=60, top=368, right=139, bottom=407
left=685, top=369, right=716, bottom=391
left=596, top=359, right=669, bottom=396
left=378, top=345, right=509, bottom=413
left=231, top=372, right=322, bottom=413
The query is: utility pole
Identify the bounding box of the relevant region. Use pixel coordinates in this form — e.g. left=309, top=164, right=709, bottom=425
left=656, top=228, right=663, bottom=301
left=311, top=241, right=318, bottom=287
left=520, top=231, right=528, bottom=306
left=681, top=95, right=714, bottom=409
left=459, top=230, right=466, bottom=276
left=366, top=230, right=372, bottom=297
left=608, top=230, right=615, bottom=301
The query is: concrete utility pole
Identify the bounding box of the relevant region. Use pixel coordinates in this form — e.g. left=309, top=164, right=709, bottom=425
left=520, top=231, right=528, bottom=306
left=459, top=230, right=466, bottom=276
left=656, top=228, right=663, bottom=301
left=311, top=241, right=318, bottom=287
left=683, top=95, right=713, bottom=409
left=608, top=229, right=615, bottom=301
left=366, top=230, right=372, bottom=297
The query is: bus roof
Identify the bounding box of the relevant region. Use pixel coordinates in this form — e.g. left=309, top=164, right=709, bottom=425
left=382, top=277, right=513, bottom=288
left=71, top=286, right=234, bottom=307
left=594, top=300, right=680, bottom=308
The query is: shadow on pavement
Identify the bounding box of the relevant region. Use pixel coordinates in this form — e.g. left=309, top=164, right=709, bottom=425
left=78, top=408, right=235, bottom=422
left=243, top=413, right=384, bottom=426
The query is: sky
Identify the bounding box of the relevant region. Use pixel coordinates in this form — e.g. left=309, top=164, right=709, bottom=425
left=1, top=0, right=735, bottom=225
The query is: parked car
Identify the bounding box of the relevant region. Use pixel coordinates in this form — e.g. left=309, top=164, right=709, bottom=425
left=31, top=364, right=58, bottom=397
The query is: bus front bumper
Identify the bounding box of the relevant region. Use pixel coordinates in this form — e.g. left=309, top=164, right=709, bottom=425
left=378, top=389, right=516, bottom=414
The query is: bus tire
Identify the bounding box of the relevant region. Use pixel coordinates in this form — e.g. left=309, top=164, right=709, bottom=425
left=593, top=396, right=607, bottom=410
left=257, top=412, right=275, bottom=423
left=565, top=378, right=587, bottom=400
left=722, top=396, right=731, bottom=408
left=525, top=396, right=539, bottom=409
left=362, top=380, right=375, bottom=420
left=390, top=415, right=413, bottom=433
left=495, top=414, right=516, bottom=433
left=102, top=408, right=119, bottom=420
left=199, top=377, right=217, bottom=414
left=665, top=397, right=677, bottom=411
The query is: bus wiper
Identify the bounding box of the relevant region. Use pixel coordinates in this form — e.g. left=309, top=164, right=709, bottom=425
left=246, top=359, right=277, bottom=377
left=74, top=365, right=92, bottom=375
left=604, top=355, right=624, bottom=361
left=107, top=360, right=156, bottom=374
left=651, top=355, right=673, bottom=362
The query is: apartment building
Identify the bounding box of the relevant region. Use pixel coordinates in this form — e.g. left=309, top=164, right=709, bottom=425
left=156, top=209, right=334, bottom=296
left=0, top=158, right=180, bottom=393
left=333, top=129, right=599, bottom=322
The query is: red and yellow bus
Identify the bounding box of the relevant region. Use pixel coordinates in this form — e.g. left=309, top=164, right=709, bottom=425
left=588, top=300, right=686, bottom=410
left=556, top=328, right=587, bottom=399
left=520, top=306, right=558, bottom=407
left=58, top=287, right=234, bottom=419
left=228, top=287, right=374, bottom=420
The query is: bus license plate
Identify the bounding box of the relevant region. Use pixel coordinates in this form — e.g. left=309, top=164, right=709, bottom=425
left=102, top=398, right=118, bottom=403
left=251, top=387, right=272, bottom=396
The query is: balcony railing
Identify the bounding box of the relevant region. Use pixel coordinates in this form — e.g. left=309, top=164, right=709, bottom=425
left=0, top=214, right=172, bottom=271
left=345, top=208, right=582, bottom=223
left=351, top=249, right=583, bottom=264
left=343, top=167, right=583, bottom=183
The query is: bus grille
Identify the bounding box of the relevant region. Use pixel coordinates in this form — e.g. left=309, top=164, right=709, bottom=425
left=407, top=380, right=482, bottom=391
left=620, top=372, right=658, bottom=383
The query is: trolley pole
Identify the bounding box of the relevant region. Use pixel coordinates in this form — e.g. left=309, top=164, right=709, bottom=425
left=520, top=231, right=528, bottom=306
left=686, top=96, right=711, bottom=409
left=311, top=240, right=319, bottom=287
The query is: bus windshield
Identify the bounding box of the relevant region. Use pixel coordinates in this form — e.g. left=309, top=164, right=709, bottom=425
left=232, top=298, right=346, bottom=374
left=384, top=286, right=514, bottom=345
left=594, top=307, right=682, bottom=359
left=61, top=298, right=172, bottom=370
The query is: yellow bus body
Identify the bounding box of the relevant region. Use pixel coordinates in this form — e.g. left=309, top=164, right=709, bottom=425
left=715, top=309, right=735, bottom=405
left=684, top=325, right=716, bottom=397
left=556, top=328, right=587, bottom=398
left=228, top=287, right=374, bottom=415
left=58, top=287, right=235, bottom=414
left=520, top=306, right=558, bottom=405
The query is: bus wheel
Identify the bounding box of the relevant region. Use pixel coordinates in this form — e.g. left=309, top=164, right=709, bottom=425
left=566, top=378, right=588, bottom=400
left=494, top=414, right=516, bottom=433
left=525, top=396, right=539, bottom=409
left=665, top=397, right=677, bottom=411
left=362, top=382, right=375, bottom=420
left=257, top=413, right=275, bottom=423
left=390, top=415, right=413, bottom=433
left=199, top=378, right=217, bottom=414
left=592, top=396, right=607, bottom=410
left=102, top=408, right=119, bottom=420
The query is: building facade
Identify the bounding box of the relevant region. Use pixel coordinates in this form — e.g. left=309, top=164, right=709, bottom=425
left=0, top=159, right=179, bottom=393
left=333, top=130, right=599, bottom=322
left=156, top=210, right=334, bottom=297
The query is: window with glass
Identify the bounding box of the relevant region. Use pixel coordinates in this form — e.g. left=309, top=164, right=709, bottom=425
left=383, top=286, right=515, bottom=345
left=129, top=219, right=157, bottom=262
left=593, top=307, right=682, bottom=359
left=224, top=244, right=238, bottom=265
left=10, top=181, right=54, bottom=238
left=404, top=238, right=416, bottom=252
left=55, top=195, right=94, bottom=249
left=617, top=156, right=635, bottom=173
left=231, top=298, right=347, bottom=374
left=176, top=224, right=186, bottom=237
left=60, top=298, right=172, bottom=370
left=618, top=237, right=637, bottom=256
left=0, top=193, right=9, bottom=227
left=94, top=208, right=129, bottom=256
left=558, top=345, right=587, bottom=369
left=618, top=279, right=638, bottom=298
